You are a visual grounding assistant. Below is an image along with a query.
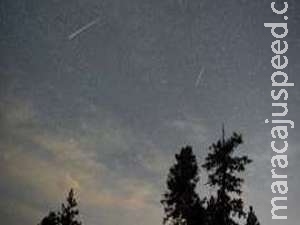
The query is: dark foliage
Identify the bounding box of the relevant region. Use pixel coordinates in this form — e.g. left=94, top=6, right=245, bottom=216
left=202, top=129, right=252, bottom=225
left=38, top=128, right=261, bottom=225
left=161, top=146, right=206, bottom=225
left=60, top=189, right=82, bottom=225
left=245, top=206, right=260, bottom=225
left=39, top=211, right=59, bottom=225
left=39, top=189, right=82, bottom=225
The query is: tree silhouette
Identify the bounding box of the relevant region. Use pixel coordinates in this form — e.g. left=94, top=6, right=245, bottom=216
left=161, top=146, right=205, bottom=225
left=202, top=128, right=252, bottom=225
left=245, top=206, right=260, bottom=225
left=38, top=189, right=82, bottom=225
left=37, top=129, right=261, bottom=225
left=205, top=196, right=217, bottom=225
left=39, top=211, right=59, bottom=225
left=60, top=189, right=82, bottom=225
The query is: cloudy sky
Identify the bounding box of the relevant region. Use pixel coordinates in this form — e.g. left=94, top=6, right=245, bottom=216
left=0, top=0, right=299, bottom=225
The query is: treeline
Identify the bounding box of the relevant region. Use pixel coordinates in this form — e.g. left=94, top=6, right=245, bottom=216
left=161, top=130, right=260, bottom=225
left=39, top=129, right=260, bottom=225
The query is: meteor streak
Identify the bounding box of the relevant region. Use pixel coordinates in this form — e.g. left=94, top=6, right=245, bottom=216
left=68, top=17, right=102, bottom=40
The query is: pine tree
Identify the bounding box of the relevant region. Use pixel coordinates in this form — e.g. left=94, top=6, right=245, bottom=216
left=245, top=206, right=260, bottom=225
left=161, top=146, right=205, bottom=225
left=39, top=189, right=82, bottom=225
left=202, top=128, right=252, bottom=225
left=60, top=189, right=82, bottom=225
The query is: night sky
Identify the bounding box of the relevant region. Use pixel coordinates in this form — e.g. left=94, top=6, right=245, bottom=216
left=0, top=1, right=299, bottom=225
